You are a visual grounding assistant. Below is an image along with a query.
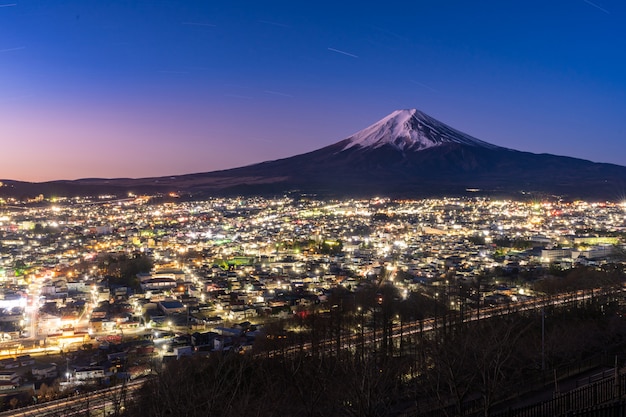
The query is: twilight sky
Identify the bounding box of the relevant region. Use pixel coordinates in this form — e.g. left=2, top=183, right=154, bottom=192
left=1, top=0, right=625, bottom=182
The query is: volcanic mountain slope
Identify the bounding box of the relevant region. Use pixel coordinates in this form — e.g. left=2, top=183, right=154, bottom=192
left=3, top=109, right=626, bottom=199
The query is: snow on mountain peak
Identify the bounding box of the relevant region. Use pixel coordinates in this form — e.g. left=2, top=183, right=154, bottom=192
left=342, top=109, right=499, bottom=152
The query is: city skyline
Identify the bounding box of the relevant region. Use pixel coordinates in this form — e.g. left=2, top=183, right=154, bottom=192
left=2, top=0, right=625, bottom=182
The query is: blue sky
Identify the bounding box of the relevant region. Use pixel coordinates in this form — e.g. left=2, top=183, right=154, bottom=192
left=1, top=0, right=625, bottom=181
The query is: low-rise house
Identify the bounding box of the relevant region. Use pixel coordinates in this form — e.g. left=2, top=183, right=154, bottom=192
left=73, top=366, right=106, bottom=381
left=140, top=277, right=177, bottom=291
left=158, top=300, right=186, bottom=315
left=31, top=363, right=58, bottom=380
left=540, top=248, right=572, bottom=263
left=89, top=318, right=116, bottom=333
left=0, top=358, right=18, bottom=369
left=572, top=245, right=614, bottom=261
left=228, top=307, right=257, bottom=320
left=0, top=370, right=20, bottom=386
left=17, top=355, right=34, bottom=366
left=0, top=380, right=18, bottom=391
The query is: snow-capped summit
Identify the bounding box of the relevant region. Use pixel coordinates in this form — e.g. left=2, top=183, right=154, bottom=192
left=342, top=109, right=500, bottom=152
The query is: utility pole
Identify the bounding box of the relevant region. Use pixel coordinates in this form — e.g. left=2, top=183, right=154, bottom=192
left=541, top=307, right=545, bottom=371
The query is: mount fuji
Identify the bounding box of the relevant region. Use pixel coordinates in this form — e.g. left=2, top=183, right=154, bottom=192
left=341, top=109, right=500, bottom=152
left=3, top=109, right=626, bottom=199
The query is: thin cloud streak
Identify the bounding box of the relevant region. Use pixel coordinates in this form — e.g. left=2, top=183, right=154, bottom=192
left=410, top=79, right=439, bottom=93
left=583, top=0, right=610, bottom=14
left=0, top=46, right=25, bottom=53
left=0, top=3, right=17, bottom=7
left=264, top=90, right=293, bottom=98
left=327, top=47, right=359, bottom=58
left=370, top=25, right=409, bottom=42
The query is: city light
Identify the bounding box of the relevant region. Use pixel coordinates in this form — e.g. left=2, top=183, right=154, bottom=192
left=0, top=195, right=625, bottom=409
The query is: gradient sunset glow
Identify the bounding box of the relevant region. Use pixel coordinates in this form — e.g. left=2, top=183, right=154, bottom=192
left=2, top=1, right=625, bottom=181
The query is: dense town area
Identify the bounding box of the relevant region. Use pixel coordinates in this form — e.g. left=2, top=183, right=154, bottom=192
left=1, top=194, right=626, bottom=414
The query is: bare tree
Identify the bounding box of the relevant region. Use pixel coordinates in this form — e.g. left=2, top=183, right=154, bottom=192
left=336, top=354, right=405, bottom=417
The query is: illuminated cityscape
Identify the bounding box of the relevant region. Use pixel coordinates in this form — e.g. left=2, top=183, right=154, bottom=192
left=1, top=195, right=626, bottom=410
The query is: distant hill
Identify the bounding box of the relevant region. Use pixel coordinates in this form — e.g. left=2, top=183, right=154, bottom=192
left=3, top=109, right=626, bottom=200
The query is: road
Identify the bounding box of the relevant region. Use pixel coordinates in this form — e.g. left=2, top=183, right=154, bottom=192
left=0, top=379, right=146, bottom=417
